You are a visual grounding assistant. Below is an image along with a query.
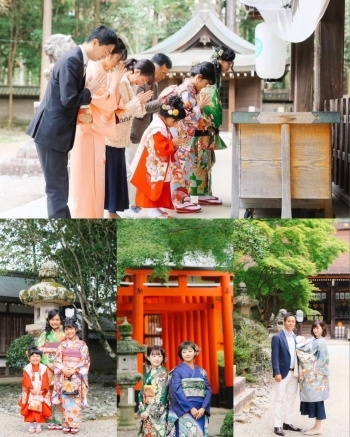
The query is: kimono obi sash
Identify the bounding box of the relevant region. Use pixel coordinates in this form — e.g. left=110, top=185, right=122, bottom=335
left=181, top=378, right=206, bottom=398
left=62, top=348, right=81, bottom=366
left=44, top=342, right=60, bottom=349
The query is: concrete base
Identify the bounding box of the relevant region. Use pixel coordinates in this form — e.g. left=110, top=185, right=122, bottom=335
left=234, top=376, right=256, bottom=413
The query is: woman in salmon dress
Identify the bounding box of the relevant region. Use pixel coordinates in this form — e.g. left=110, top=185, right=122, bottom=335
left=68, top=38, right=127, bottom=218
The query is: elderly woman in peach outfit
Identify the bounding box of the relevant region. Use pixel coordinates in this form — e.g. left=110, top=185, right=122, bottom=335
left=68, top=38, right=127, bottom=218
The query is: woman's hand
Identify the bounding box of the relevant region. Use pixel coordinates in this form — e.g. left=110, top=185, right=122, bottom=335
left=197, top=94, right=211, bottom=109
left=110, top=64, right=127, bottom=89
left=195, top=408, right=205, bottom=420
left=140, top=412, right=149, bottom=421
left=30, top=389, right=37, bottom=395
left=191, top=407, right=198, bottom=418
left=137, top=90, right=154, bottom=104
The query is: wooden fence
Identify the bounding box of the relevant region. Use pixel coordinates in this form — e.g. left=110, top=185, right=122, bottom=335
left=325, top=97, right=350, bottom=206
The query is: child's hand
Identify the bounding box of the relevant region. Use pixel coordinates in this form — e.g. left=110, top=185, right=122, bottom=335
left=172, top=137, right=187, bottom=147
left=37, top=390, right=43, bottom=395
left=30, top=389, right=37, bottom=395
left=140, top=412, right=149, bottom=420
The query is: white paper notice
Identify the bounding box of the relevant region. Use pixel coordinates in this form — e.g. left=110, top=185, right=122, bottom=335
left=128, top=387, right=134, bottom=405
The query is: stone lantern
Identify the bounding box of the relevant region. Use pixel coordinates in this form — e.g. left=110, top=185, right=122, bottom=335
left=19, top=261, right=75, bottom=340
left=234, top=282, right=259, bottom=317
left=117, top=318, right=146, bottom=430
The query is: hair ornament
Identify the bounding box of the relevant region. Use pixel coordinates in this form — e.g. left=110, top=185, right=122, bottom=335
left=191, top=60, right=200, bottom=67
left=210, top=47, right=223, bottom=61
left=162, top=104, right=179, bottom=116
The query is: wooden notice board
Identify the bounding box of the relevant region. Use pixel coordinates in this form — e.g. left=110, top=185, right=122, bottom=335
left=230, top=112, right=341, bottom=218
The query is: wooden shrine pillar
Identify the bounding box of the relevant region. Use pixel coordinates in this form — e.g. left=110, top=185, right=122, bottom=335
left=207, top=297, right=220, bottom=406
left=193, top=296, right=203, bottom=368
left=133, top=273, right=144, bottom=390
left=220, top=274, right=233, bottom=408
left=314, top=0, right=345, bottom=110
left=162, top=312, right=169, bottom=365
left=168, top=313, right=176, bottom=370
left=200, top=297, right=210, bottom=386
left=291, top=34, right=314, bottom=111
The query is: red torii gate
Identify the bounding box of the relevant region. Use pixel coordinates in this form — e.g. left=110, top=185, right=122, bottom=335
left=117, top=267, right=233, bottom=408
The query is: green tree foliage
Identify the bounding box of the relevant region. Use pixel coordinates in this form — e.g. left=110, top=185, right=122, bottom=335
left=234, top=220, right=349, bottom=318
left=117, top=219, right=269, bottom=284
left=0, top=219, right=117, bottom=361
left=6, top=334, right=35, bottom=371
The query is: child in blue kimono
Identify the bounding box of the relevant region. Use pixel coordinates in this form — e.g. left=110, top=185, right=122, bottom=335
left=167, top=341, right=211, bottom=437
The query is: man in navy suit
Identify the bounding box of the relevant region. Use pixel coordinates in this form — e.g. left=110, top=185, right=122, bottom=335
left=271, top=312, right=302, bottom=436
left=27, top=26, right=119, bottom=218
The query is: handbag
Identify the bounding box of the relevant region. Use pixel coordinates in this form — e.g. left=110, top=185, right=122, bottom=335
left=62, top=377, right=79, bottom=396
left=77, top=105, right=93, bottom=124
left=28, top=398, right=42, bottom=412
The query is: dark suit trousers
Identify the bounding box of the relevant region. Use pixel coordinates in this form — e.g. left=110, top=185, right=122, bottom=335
left=35, top=142, right=71, bottom=218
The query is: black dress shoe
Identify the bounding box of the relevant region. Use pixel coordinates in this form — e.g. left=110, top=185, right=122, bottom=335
left=283, top=423, right=302, bottom=432
left=274, top=428, right=285, bottom=436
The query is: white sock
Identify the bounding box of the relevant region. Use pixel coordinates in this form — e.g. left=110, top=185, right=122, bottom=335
left=147, top=208, right=162, bottom=217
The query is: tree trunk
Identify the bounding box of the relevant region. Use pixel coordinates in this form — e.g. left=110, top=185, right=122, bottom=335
left=94, top=0, right=101, bottom=27
left=226, top=0, right=235, bottom=32
left=7, top=21, right=18, bottom=128
left=40, top=0, right=52, bottom=101
left=151, top=11, right=159, bottom=47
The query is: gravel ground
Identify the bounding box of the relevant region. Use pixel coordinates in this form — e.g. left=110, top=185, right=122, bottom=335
left=0, top=127, right=46, bottom=213
left=234, top=341, right=350, bottom=437
left=117, top=408, right=229, bottom=437
left=0, top=374, right=117, bottom=436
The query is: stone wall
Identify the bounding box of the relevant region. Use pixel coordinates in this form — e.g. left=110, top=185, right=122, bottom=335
left=0, top=98, right=36, bottom=125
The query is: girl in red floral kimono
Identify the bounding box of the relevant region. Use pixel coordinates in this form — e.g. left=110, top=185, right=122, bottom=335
left=130, top=96, right=187, bottom=218
left=19, top=346, right=52, bottom=434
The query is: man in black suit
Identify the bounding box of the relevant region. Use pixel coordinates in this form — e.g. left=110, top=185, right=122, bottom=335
left=271, top=312, right=302, bottom=436
left=27, top=26, right=119, bottom=218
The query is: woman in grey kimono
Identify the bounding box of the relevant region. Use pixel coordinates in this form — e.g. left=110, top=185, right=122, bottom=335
left=296, top=320, right=329, bottom=436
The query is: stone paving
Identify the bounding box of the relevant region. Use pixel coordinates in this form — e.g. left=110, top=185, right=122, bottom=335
left=1, top=129, right=348, bottom=219
left=117, top=407, right=230, bottom=437
left=0, top=374, right=116, bottom=421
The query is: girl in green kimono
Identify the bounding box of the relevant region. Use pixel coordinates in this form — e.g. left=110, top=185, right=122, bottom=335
left=36, top=309, right=65, bottom=430
left=138, top=346, right=168, bottom=437
left=190, top=45, right=235, bottom=205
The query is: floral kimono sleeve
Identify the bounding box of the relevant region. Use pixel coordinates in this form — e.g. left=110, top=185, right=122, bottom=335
left=54, top=344, right=64, bottom=375
left=36, top=332, right=48, bottom=365
left=149, top=370, right=168, bottom=419
left=75, top=343, right=90, bottom=376
left=153, top=132, right=174, bottom=159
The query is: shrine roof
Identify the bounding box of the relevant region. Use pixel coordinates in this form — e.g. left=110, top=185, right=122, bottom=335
left=141, top=8, right=255, bottom=55
left=0, top=274, right=31, bottom=299
left=135, top=6, right=256, bottom=72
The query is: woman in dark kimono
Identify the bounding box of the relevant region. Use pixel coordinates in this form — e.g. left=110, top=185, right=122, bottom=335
left=296, top=320, right=330, bottom=436
left=167, top=341, right=211, bottom=437
left=138, top=346, right=168, bottom=437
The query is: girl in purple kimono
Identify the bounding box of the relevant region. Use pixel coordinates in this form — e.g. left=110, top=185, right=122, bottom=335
left=167, top=341, right=211, bottom=437
left=296, top=320, right=329, bottom=436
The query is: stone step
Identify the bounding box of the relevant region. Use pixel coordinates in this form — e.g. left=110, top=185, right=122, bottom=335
left=234, top=386, right=256, bottom=414
left=233, top=376, right=246, bottom=397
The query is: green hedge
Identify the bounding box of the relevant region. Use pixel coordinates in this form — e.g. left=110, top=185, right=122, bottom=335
left=220, top=409, right=233, bottom=437
left=6, top=335, right=35, bottom=371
